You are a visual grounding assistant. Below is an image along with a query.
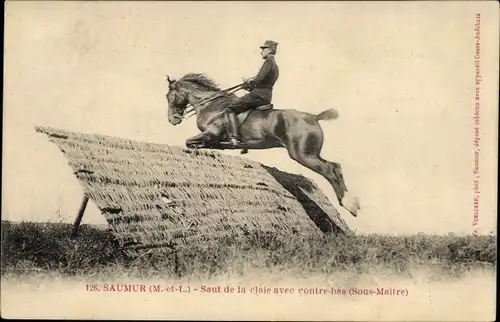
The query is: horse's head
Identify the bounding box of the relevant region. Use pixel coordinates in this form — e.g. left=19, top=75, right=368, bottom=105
left=165, top=75, right=189, bottom=126
left=165, top=73, right=223, bottom=126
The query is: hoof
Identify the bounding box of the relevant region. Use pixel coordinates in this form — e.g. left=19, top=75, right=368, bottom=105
left=341, top=191, right=360, bottom=217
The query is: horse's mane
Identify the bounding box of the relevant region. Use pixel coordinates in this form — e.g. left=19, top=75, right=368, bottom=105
left=179, top=73, right=221, bottom=92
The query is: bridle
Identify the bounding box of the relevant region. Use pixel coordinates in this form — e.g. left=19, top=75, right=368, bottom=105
left=169, top=81, right=245, bottom=120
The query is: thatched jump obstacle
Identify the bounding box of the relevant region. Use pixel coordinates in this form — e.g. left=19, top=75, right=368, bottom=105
left=36, top=126, right=351, bottom=257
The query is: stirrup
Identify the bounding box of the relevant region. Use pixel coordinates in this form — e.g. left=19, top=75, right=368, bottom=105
left=230, top=137, right=243, bottom=146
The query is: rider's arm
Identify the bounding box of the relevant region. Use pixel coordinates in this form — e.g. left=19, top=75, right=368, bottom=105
left=247, top=59, right=272, bottom=87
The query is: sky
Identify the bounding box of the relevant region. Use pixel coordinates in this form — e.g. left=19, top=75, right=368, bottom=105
left=3, top=1, right=498, bottom=235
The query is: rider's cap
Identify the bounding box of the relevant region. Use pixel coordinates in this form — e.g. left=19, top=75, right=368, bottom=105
left=260, top=40, right=278, bottom=52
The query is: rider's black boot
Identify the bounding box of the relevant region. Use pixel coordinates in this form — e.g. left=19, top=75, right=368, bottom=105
left=227, top=111, right=244, bottom=146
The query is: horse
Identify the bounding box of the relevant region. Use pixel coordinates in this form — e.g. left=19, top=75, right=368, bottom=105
left=165, top=73, right=360, bottom=217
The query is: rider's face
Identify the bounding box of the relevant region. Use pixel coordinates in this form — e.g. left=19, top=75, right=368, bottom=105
left=261, top=47, right=271, bottom=58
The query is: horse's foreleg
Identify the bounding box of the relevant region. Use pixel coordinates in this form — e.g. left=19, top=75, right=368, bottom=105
left=186, top=131, right=219, bottom=148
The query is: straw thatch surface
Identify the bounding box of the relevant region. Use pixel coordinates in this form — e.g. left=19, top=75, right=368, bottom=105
left=35, top=126, right=351, bottom=257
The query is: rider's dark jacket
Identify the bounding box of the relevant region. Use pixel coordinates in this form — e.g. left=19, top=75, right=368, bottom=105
left=245, top=55, right=279, bottom=102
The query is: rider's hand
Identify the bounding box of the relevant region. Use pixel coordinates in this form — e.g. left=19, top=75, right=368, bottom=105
left=243, top=77, right=255, bottom=84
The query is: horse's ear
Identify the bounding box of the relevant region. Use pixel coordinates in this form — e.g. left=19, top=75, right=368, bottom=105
left=166, top=74, right=177, bottom=89
left=166, top=74, right=176, bottom=83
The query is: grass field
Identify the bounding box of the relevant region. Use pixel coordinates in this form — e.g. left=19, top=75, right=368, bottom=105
left=1, top=220, right=496, bottom=320
left=1, top=220, right=496, bottom=280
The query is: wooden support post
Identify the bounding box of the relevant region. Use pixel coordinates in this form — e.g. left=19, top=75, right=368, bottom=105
left=71, top=196, right=89, bottom=238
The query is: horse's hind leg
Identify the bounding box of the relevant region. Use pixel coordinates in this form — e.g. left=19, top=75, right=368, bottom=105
left=280, top=119, right=360, bottom=217
left=321, top=159, right=360, bottom=215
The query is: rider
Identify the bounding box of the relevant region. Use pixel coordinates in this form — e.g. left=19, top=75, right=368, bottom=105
left=226, top=40, right=280, bottom=147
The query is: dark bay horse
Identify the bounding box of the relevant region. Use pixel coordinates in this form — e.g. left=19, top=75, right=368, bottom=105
left=165, top=73, right=360, bottom=217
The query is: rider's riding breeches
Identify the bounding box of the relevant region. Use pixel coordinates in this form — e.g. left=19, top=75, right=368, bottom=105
left=226, top=92, right=269, bottom=114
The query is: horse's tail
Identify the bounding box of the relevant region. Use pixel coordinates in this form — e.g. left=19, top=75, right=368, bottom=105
left=315, top=108, right=339, bottom=121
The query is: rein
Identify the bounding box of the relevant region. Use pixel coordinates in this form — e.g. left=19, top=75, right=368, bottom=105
left=180, top=83, right=244, bottom=119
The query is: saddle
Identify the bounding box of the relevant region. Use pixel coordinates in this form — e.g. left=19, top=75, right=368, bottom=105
left=236, top=104, right=273, bottom=125
left=256, top=104, right=273, bottom=111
